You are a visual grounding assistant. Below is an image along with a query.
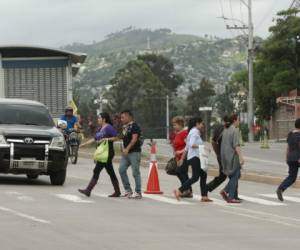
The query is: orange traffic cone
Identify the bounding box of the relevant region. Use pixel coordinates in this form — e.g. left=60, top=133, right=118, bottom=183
left=144, top=141, right=163, bottom=194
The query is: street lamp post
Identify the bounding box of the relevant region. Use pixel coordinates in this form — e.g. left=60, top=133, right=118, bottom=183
left=199, top=106, right=213, bottom=141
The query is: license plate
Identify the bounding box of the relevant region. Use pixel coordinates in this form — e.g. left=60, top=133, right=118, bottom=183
left=21, top=158, right=36, bottom=161
left=14, top=161, right=39, bottom=169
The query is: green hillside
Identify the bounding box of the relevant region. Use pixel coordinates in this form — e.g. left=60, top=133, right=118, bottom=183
left=63, top=27, right=248, bottom=100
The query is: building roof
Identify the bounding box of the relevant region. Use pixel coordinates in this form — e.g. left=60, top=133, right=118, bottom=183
left=0, top=45, right=87, bottom=64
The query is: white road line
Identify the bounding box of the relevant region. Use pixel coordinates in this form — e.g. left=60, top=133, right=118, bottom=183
left=238, top=195, right=286, bottom=206
left=55, top=194, right=94, bottom=203
left=210, top=198, right=300, bottom=228
left=143, top=194, right=193, bottom=205
left=260, top=194, right=300, bottom=203
left=193, top=194, right=300, bottom=227
left=5, top=191, right=23, bottom=195
left=17, top=196, right=34, bottom=202
left=0, top=206, right=51, bottom=224
left=193, top=195, right=239, bottom=206
left=92, top=193, right=110, bottom=198
left=220, top=209, right=300, bottom=228
left=92, top=192, right=125, bottom=202
left=244, top=156, right=284, bottom=165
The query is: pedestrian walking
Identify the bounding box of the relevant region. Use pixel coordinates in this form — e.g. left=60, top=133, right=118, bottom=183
left=207, top=116, right=242, bottom=200
left=78, top=112, right=121, bottom=197
left=170, top=116, right=192, bottom=198
left=276, top=118, right=300, bottom=201
left=219, top=114, right=245, bottom=204
left=206, top=119, right=227, bottom=192
left=118, top=110, right=143, bottom=199
left=174, top=117, right=212, bottom=202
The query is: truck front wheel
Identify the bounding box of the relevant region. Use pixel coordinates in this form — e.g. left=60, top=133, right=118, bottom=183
left=50, top=170, right=66, bottom=186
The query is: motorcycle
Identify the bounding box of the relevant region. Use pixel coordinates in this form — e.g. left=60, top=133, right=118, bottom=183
left=64, top=128, right=80, bottom=164
left=57, top=120, right=80, bottom=164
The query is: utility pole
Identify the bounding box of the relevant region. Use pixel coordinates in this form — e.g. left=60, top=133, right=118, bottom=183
left=247, top=0, right=254, bottom=143
left=166, top=95, right=170, bottom=141
left=224, top=0, right=254, bottom=142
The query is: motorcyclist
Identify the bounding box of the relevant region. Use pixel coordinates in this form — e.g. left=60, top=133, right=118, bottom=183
left=60, top=107, right=79, bottom=131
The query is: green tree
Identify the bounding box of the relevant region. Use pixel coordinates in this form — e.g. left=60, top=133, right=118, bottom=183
left=105, top=58, right=168, bottom=137
left=137, top=54, right=184, bottom=94
left=255, top=8, right=300, bottom=119
left=186, top=78, right=215, bottom=116
left=225, top=9, right=300, bottom=121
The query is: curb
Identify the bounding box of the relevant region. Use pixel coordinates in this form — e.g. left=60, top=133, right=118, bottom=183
left=78, top=151, right=300, bottom=188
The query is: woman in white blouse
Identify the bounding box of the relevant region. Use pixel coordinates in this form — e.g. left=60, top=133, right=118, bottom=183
left=174, top=117, right=212, bottom=202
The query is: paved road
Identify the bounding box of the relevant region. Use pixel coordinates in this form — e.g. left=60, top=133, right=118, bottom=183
left=146, top=140, right=289, bottom=177
left=0, top=157, right=300, bottom=250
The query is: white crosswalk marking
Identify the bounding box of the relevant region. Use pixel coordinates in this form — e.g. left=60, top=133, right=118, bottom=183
left=143, top=194, right=193, bottom=205
left=192, top=194, right=222, bottom=205
left=260, top=194, right=300, bottom=203
left=5, top=191, right=23, bottom=195
left=238, top=195, right=287, bottom=206
left=17, top=196, right=34, bottom=202
left=55, top=194, right=94, bottom=203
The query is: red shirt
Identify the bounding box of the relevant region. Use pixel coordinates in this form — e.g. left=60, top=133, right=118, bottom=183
left=172, top=130, right=188, bottom=161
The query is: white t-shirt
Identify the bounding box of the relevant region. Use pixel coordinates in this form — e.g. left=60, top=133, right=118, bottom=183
left=185, top=127, right=203, bottom=160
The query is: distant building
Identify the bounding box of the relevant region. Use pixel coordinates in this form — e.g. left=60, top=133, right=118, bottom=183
left=0, top=45, right=86, bottom=117
left=270, top=89, right=300, bottom=140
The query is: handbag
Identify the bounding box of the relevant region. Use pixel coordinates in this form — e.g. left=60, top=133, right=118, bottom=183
left=93, top=140, right=109, bottom=163
left=199, top=145, right=209, bottom=172
left=165, top=157, right=178, bottom=175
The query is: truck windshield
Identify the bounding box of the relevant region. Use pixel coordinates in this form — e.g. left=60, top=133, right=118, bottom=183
left=0, top=104, right=54, bottom=127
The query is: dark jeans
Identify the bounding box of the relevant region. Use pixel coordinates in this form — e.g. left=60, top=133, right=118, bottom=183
left=279, top=161, right=300, bottom=191
left=207, top=156, right=227, bottom=192
left=176, top=160, right=192, bottom=192
left=224, top=167, right=241, bottom=200
left=93, top=158, right=118, bottom=183
left=179, top=157, right=208, bottom=197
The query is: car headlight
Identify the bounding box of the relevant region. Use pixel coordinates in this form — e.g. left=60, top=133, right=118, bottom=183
left=50, top=136, right=65, bottom=150
left=0, top=135, right=8, bottom=146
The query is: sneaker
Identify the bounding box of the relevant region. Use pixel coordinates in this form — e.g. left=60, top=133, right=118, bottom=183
left=124, top=191, right=133, bottom=198
left=131, top=192, right=142, bottom=199
left=276, top=188, right=284, bottom=202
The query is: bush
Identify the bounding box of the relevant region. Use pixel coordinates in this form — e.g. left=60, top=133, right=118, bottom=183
left=239, top=123, right=249, bottom=142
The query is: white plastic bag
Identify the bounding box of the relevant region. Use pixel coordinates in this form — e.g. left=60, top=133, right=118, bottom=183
left=199, top=145, right=210, bottom=172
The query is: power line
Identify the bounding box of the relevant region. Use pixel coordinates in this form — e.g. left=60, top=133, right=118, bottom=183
left=218, top=0, right=247, bottom=37
left=239, top=0, right=245, bottom=25
left=218, top=0, right=237, bottom=38
left=290, top=0, right=300, bottom=9
left=229, top=0, right=245, bottom=36
left=256, top=0, right=279, bottom=31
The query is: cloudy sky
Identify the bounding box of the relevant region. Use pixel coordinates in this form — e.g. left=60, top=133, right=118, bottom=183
left=0, top=0, right=293, bottom=47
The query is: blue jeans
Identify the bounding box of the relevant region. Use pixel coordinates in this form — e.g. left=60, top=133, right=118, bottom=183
left=224, top=167, right=241, bottom=200
left=279, top=161, right=300, bottom=191
left=119, top=152, right=142, bottom=193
